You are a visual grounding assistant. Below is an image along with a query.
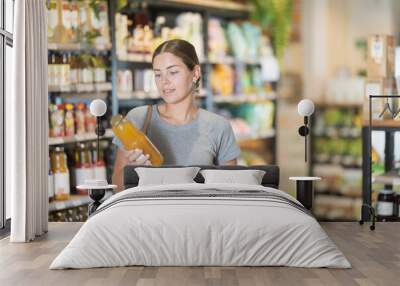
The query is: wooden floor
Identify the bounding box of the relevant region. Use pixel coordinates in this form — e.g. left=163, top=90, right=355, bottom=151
left=0, top=222, right=399, bottom=286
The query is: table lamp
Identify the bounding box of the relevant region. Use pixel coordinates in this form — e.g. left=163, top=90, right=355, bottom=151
left=297, top=99, right=315, bottom=162
left=77, top=99, right=116, bottom=215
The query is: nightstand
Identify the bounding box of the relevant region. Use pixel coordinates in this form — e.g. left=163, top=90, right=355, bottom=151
left=289, top=176, right=321, bottom=210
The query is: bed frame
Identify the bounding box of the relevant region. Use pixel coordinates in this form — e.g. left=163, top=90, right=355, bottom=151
left=123, top=165, right=280, bottom=189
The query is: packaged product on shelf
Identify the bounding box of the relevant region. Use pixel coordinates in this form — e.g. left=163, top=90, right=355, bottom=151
left=60, top=53, right=70, bottom=87
left=376, top=189, right=395, bottom=217
left=64, top=103, right=75, bottom=137
left=93, top=56, right=107, bottom=83
left=85, top=104, right=96, bottom=133
left=48, top=0, right=69, bottom=44
left=111, top=114, right=164, bottom=166
left=49, top=104, right=65, bottom=137
left=176, top=13, right=205, bottom=62
left=48, top=53, right=56, bottom=87
left=61, top=0, right=74, bottom=43
left=54, top=53, right=63, bottom=87
left=226, top=22, right=247, bottom=60
left=80, top=55, right=93, bottom=84
left=207, top=18, right=228, bottom=62
left=48, top=155, right=55, bottom=201
left=69, top=54, right=79, bottom=85
left=75, top=102, right=86, bottom=134
left=75, top=143, right=94, bottom=195
left=130, top=25, right=145, bottom=54
left=115, top=13, right=129, bottom=57
left=51, top=147, right=70, bottom=201
left=241, top=22, right=262, bottom=61
left=143, top=69, right=158, bottom=95
left=47, top=0, right=58, bottom=42
left=69, top=1, right=79, bottom=43
left=117, top=70, right=133, bottom=97
left=91, top=142, right=107, bottom=182
left=210, top=64, right=234, bottom=96
left=89, top=0, right=111, bottom=47
left=143, top=25, right=154, bottom=54
left=154, top=16, right=166, bottom=38
left=367, top=35, right=395, bottom=78
left=78, top=1, right=91, bottom=45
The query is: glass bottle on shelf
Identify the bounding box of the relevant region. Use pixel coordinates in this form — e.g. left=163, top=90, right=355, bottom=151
left=91, top=141, right=107, bottom=181
left=85, top=104, right=96, bottom=133
left=51, top=147, right=70, bottom=201
left=49, top=104, right=65, bottom=137
left=48, top=155, right=55, bottom=202
left=69, top=54, right=79, bottom=85
left=64, top=103, right=75, bottom=137
left=75, top=102, right=86, bottom=135
left=47, top=0, right=58, bottom=43
left=75, top=143, right=94, bottom=195
left=53, top=0, right=69, bottom=44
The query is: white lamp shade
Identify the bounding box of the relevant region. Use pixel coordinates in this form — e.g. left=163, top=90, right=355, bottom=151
left=297, top=99, right=315, bottom=117
left=90, top=99, right=107, bottom=117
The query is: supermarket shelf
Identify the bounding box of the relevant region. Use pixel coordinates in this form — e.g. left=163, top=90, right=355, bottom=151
left=48, top=42, right=112, bottom=52
left=236, top=130, right=276, bottom=143
left=213, top=93, right=276, bottom=104
left=207, top=57, right=261, bottom=66
left=48, top=129, right=114, bottom=146
left=48, top=82, right=112, bottom=93
left=49, top=190, right=114, bottom=212
left=118, top=55, right=261, bottom=66
left=166, top=0, right=252, bottom=12
left=314, top=127, right=361, bottom=139
left=118, top=54, right=153, bottom=63
left=314, top=102, right=362, bottom=109
left=120, top=0, right=252, bottom=15
left=362, top=119, right=400, bottom=130
left=315, top=189, right=362, bottom=199
left=372, top=172, right=400, bottom=185
left=312, top=159, right=362, bottom=169
left=117, top=90, right=207, bottom=107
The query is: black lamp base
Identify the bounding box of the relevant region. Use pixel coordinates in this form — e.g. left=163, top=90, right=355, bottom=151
left=88, top=189, right=106, bottom=216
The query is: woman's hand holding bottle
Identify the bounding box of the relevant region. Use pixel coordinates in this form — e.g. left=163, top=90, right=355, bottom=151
left=124, top=149, right=152, bottom=166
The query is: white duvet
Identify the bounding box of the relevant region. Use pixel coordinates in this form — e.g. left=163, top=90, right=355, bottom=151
left=50, top=183, right=351, bottom=269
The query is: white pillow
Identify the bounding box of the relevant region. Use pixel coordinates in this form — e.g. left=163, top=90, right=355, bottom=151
left=200, top=169, right=266, bottom=185
left=135, top=167, right=201, bottom=186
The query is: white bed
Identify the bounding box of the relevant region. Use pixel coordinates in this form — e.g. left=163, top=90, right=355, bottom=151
left=50, top=183, right=351, bottom=269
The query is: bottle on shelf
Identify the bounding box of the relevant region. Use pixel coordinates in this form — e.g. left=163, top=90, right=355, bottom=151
left=51, top=146, right=70, bottom=201
left=64, top=103, right=75, bottom=137
left=111, top=114, right=164, bottom=166
left=85, top=104, right=96, bottom=133
left=93, top=56, right=107, bottom=83
left=75, top=102, right=86, bottom=135
left=69, top=54, right=79, bottom=85
left=91, top=141, right=107, bottom=182
left=75, top=143, right=94, bottom=195
left=49, top=103, right=65, bottom=137
left=48, top=155, right=55, bottom=202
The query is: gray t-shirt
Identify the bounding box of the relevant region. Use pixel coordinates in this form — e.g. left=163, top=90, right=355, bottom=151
left=113, top=105, right=240, bottom=165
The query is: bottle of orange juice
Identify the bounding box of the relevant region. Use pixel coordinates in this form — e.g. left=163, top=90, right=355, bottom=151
left=51, top=147, right=70, bottom=200
left=111, top=114, right=164, bottom=166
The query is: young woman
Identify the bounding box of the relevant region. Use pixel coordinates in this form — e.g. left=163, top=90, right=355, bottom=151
left=112, top=39, right=240, bottom=191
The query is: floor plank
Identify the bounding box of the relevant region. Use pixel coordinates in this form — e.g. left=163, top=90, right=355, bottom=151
left=0, top=222, right=399, bottom=286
